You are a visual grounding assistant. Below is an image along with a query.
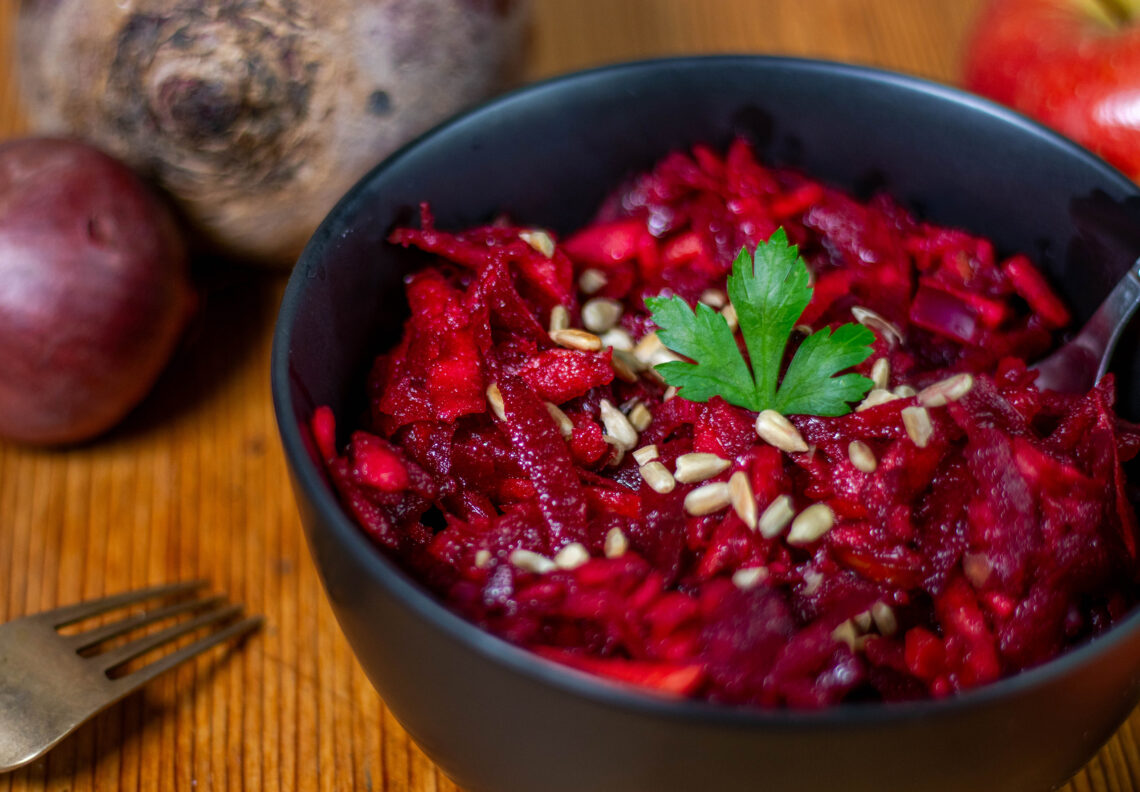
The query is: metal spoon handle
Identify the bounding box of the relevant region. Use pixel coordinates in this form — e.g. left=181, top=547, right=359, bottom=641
left=1030, top=255, right=1140, bottom=394
left=1084, top=257, right=1140, bottom=383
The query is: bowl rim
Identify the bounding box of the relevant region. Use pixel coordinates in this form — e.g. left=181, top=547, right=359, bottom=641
left=272, top=53, right=1140, bottom=728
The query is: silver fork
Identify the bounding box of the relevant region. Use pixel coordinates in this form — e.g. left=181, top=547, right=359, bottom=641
left=0, top=581, right=262, bottom=772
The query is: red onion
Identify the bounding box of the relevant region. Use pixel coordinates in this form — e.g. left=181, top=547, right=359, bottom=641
left=0, top=138, right=195, bottom=445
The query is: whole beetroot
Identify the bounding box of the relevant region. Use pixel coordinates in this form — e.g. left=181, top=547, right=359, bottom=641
left=0, top=138, right=195, bottom=446
left=17, top=0, right=529, bottom=265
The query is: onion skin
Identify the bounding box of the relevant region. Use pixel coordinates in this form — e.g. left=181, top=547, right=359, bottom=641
left=0, top=138, right=195, bottom=446
left=17, top=0, right=530, bottom=265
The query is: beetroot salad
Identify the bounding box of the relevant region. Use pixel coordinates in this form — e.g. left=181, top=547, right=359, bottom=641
left=312, top=139, right=1140, bottom=708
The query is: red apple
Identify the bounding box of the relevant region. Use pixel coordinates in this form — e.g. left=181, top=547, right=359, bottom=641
left=963, top=0, right=1140, bottom=180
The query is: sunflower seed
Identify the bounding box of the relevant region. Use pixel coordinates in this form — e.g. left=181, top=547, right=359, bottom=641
left=474, top=549, right=493, bottom=569
left=674, top=452, right=731, bottom=483
left=633, top=331, right=665, bottom=363
left=520, top=229, right=555, bottom=258
left=579, top=268, right=608, bottom=295
left=629, top=405, right=656, bottom=430
left=856, top=388, right=900, bottom=412
left=664, top=386, right=679, bottom=401
left=683, top=481, right=733, bottom=516
left=853, top=610, right=874, bottom=633
left=486, top=383, right=506, bottom=421
left=628, top=402, right=653, bottom=432
left=901, top=405, right=933, bottom=448
left=611, top=350, right=641, bottom=383
left=786, top=503, right=835, bottom=546
left=871, top=602, right=899, bottom=636
left=639, top=460, right=676, bottom=493
left=600, top=327, right=635, bottom=351
left=893, top=384, right=917, bottom=398
left=604, top=527, right=629, bottom=559
left=732, top=566, right=769, bottom=590
left=757, top=494, right=795, bottom=538
left=605, top=439, right=626, bottom=467
left=871, top=357, right=890, bottom=390
left=699, top=288, right=727, bottom=309
left=600, top=399, right=638, bottom=450
left=548, top=304, right=570, bottom=333
left=721, top=303, right=739, bottom=332
left=755, top=409, right=809, bottom=453
left=851, top=305, right=904, bottom=347
left=632, top=331, right=681, bottom=366
left=581, top=297, right=624, bottom=333
left=554, top=542, right=590, bottom=570
left=847, top=440, right=877, bottom=473
left=550, top=327, right=602, bottom=351
left=832, top=619, right=864, bottom=652
left=917, top=372, right=975, bottom=408
left=509, top=549, right=555, bottom=574
left=545, top=401, right=574, bottom=439
left=632, top=444, right=659, bottom=465
left=729, top=471, right=758, bottom=530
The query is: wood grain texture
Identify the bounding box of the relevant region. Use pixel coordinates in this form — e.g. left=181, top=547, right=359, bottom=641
left=0, top=0, right=1137, bottom=790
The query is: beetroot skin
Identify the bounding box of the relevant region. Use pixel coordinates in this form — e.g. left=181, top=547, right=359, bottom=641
left=316, top=140, right=1140, bottom=707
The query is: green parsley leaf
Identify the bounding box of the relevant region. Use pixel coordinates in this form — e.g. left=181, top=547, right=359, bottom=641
left=647, top=228, right=875, bottom=416
left=645, top=296, right=756, bottom=408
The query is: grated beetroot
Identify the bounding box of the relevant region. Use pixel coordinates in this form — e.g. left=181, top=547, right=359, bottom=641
left=317, top=140, right=1140, bottom=707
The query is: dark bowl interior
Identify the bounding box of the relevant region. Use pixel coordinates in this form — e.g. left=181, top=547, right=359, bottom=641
left=272, top=56, right=1140, bottom=792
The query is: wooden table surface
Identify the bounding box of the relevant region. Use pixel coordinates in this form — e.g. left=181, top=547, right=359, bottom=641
left=2, top=1, right=1139, bottom=790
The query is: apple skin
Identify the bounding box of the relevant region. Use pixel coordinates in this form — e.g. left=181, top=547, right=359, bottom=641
left=963, top=0, right=1140, bottom=181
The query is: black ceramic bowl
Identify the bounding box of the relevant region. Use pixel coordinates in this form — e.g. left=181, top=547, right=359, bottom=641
left=272, top=56, right=1140, bottom=792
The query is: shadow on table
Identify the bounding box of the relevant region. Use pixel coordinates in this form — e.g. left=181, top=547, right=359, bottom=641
left=109, top=258, right=289, bottom=443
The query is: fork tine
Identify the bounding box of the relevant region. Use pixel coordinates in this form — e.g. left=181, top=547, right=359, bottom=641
left=34, top=580, right=208, bottom=628
left=108, top=614, right=263, bottom=692
left=68, top=594, right=228, bottom=652
left=96, top=601, right=245, bottom=674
